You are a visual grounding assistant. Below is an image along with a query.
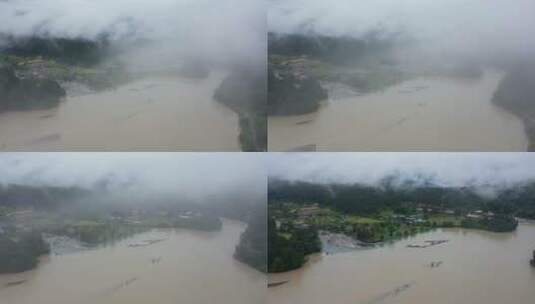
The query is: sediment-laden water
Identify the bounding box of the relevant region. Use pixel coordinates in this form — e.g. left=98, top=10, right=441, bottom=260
left=268, top=222, right=535, bottom=304
left=0, top=220, right=265, bottom=304
left=0, top=72, right=240, bottom=151
left=269, top=71, right=527, bottom=151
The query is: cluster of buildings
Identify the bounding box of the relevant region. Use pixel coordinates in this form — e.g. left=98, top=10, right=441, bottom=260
left=466, top=210, right=495, bottom=219
left=110, top=208, right=202, bottom=225
left=391, top=213, right=426, bottom=225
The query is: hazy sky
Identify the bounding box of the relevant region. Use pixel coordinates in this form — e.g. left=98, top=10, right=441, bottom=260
left=268, top=153, right=535, bottom=187
left=269, top=0, right=535, bottom=60
left=0, top=0, right=266, bottom=67
left=4, top=153, right=535, bottom=199
left=0, top=153, right=266, bottom=202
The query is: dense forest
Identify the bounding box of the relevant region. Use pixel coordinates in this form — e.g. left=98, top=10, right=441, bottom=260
left=267, top=32, right=408, bottom=116
left=213, top=68, right=267, bottom=151
left=0, top=184, right=241, bottom=273
left=266, top=177, right=532, bottom=272
left=0, top=36, right=117, bottom=112
left=0, top=184, right=89, bottom=211
left=268, top=178, right=535, bottom=219
left=1, top=35, right=110, bottom=66
left=268, top=217, right=321, bottom=273
left=268, top=32, right=399, bottom=65
left=267, top=62, right=327, bottom=116
left=0, top=231, right=50, bottom=273
left=234, top=205, right=267, bottom=272
left=492, top=61, right=535, bottom=151
left=1, top=34, right=264, bottom=151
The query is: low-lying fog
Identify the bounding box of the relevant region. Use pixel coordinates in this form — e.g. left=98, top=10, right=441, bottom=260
left=269, top=0, right=535, bottom=66
left=0, top=153, right=267, bottom=304
left=0, top=0, right=266, bottom=151
left=267, top=1, right=535, bottom=151
left=1, top=0, right=265, bottom=70
left=268, top=153, right=535, bottom=190
left=0, top=152, right=266, bottom=206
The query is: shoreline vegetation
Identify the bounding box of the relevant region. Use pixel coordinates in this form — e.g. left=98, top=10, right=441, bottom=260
left=267, top=32, right=479, bottom=117
left=0, top=213, right=223, bottom=274
left=213, top=69, right=267, bottom=151
left=1, top=35, right=265, bottom=151
left=233, top=206, right=267, bottom=272
left=0, top=184, right=227, bottom=274
left=492, top=62, right=535, bottom=151
left=268, top=179, right=528, bottom=273
left=0, top=231, right=50, bottom=274
left=269, top=32, right=529, bottom=131
left=0, top=36, right=125, bottom=112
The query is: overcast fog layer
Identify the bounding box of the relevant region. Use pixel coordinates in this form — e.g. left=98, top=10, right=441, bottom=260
left=0, top=153, right=266, bottom=203
left=269, top=0, right=535, bottom=62
left=0, top=0, right=266, bottom=68
left=268, top=153, right=535, bottom=188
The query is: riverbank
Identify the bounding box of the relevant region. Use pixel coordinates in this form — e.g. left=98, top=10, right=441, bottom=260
left=1, top=37, right=252, bottom=151
left=269, top=201, right=519, bottom=273
left=267, top=32, right=412, bottom=113
left=0, top=72, right=241, bottom=151
left=0, top=208, right=224, bottom=274
left=492, top=62, right=535, bottom=151
left=267, top=33, right=529, bottom=151
left=269, top=70, right=527, bottom=151
left=213, top=69, right=267, bottom=151
left=0, top=39, right=126, bottom=114
left=233, top=206, right=267, bottom=273
left=0, top=220, right=265, bottom=304
left=268, top=222, right=535, bottom=304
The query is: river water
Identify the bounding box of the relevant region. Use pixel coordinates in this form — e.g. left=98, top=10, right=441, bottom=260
left=268, top=222, right=535, bottom=304
left=268, top=71, right=528, bottom=151
left=0, top=220, right=265, bottom=304
left=0, top=72, right=240, bottom=151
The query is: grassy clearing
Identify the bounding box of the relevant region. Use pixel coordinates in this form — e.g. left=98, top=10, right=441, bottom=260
left=278, top=232, right=292, bottom=240
left=1, top=53, right=128, bottom=91
left=346, top=215, right=382, bottom=224
left=269, top=54, right=411, bottom=93
left=427, top=214, right=463, bottom=226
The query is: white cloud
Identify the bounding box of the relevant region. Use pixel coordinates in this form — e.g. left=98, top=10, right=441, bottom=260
left=267, top=153, right=535, bottom=187
left=0, top=153, right=266, bottom=203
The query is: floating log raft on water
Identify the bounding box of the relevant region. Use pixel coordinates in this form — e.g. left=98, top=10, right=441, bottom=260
left=3, top=280, right=27, bottom=287
left=407, top=239, right=449, bottom=249
left=268, top=281, right=289, bottom=288
left=364, top=282, right=414, bottom=304
left=428, top=261, right=443, bottom=268
left=287, top=144, right=317, bottom=152
left=128, top=238, right=166, bottom=248
left=101, top=277, right=138, bottom=296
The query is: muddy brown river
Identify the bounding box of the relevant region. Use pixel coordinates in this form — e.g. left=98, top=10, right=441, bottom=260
left=0, top=72, right=240, bottom=151
left=268, top=222, right=535, bottom=304
left=0, top=220, right=265, bottom=304
left=268, top=71, right=528, bottom=151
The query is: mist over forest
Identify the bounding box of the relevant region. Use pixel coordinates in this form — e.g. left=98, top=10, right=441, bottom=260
left=0, top=0, right=267, bottom=152
left=0, top=0, right=266, bottom=70
left=268, top=153, right=535, bottom=217
left=267, top=0, right=535, bottom=153
left=0, top=153, right=266, bottom=274
left=269, top=0, right=535, bottom=66
left=0, top=153, right=265, bottom=215
left=267, top=154, right=535, bottom=273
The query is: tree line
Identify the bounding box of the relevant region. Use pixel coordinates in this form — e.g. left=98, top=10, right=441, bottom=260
left=268, top=178, right=535, bottom=219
